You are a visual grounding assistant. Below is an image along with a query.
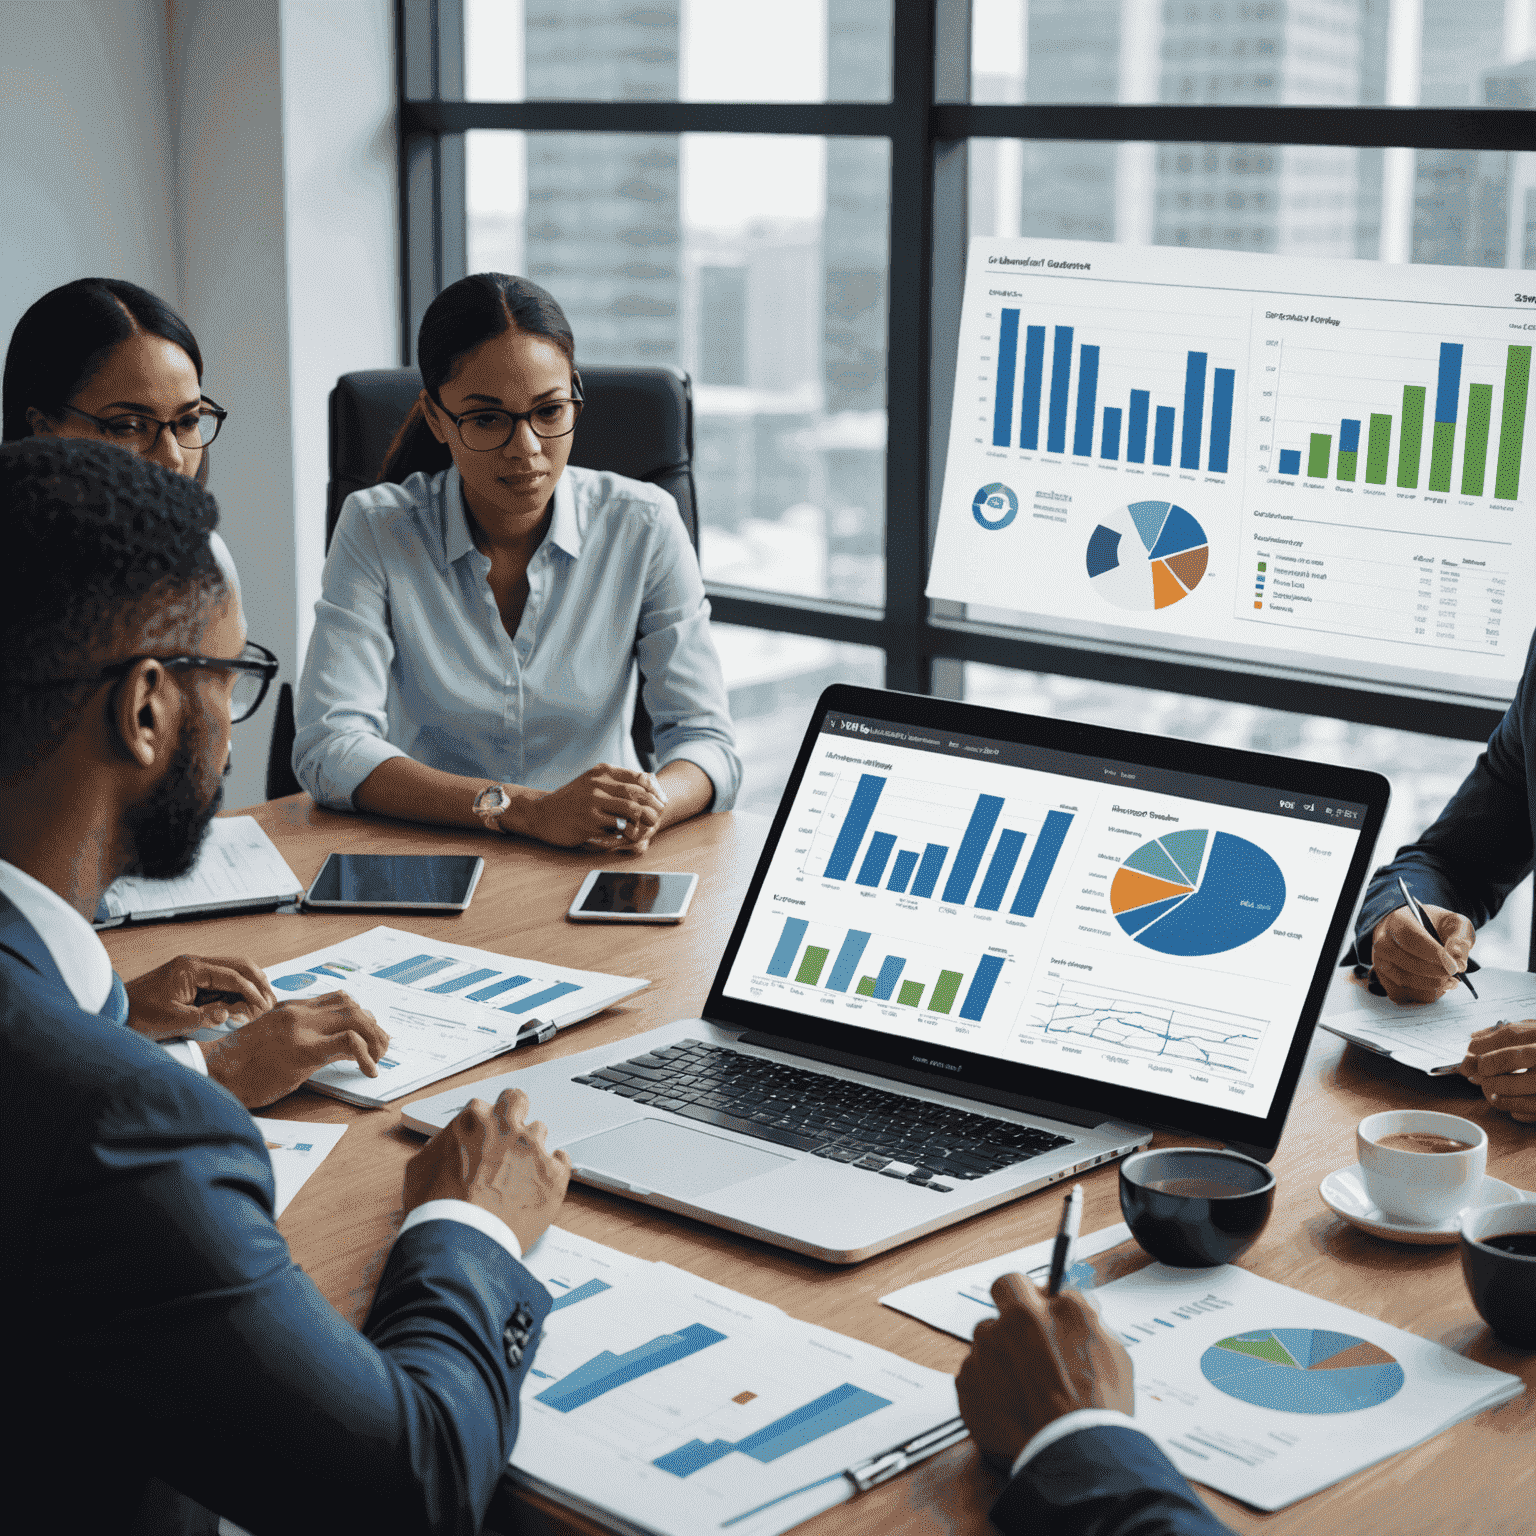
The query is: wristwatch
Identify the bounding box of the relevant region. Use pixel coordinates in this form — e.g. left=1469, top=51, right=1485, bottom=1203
left=472, top=783, right=512, bottom=834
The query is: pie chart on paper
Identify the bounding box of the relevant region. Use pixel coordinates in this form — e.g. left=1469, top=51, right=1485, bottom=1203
left=1199, top=1330, right=1405, bottom=1415
left=1109, top=829, right=1285, bottom=957
left=1085, top=501, right=1209, bottom=610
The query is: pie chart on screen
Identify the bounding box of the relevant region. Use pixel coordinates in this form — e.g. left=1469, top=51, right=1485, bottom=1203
left=1109, top=829, right=1285, bottom=957
left=1200, top=1330, right=1405, bottom=1415
left=1085, top=501, right=1209, bottom=610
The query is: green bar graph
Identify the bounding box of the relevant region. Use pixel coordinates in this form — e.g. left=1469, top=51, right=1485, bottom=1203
left=1429, top=421, right=1456, bottom=493
left=1463, top=383, right=1494, bottom=496
left=1366, top=414, right=1392, bottom=484
left=1337, top=450, right=1357, bottom=482
left=897, top=979, right=925, bottom=1008
left=1495, top=344, right=1530, bottom=501
left=930, top=970, right=963, bottom=1014
left=1307, top=433, right=1331, bottom=478
left=1398, top=386, right=1425, bottom=487
left=794, top=946, right=829, bottom=986
left=855, top=976, right=877, bottom=997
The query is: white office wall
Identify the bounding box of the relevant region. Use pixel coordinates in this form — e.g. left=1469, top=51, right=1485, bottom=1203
left=0, top=0, right=179, bottom=392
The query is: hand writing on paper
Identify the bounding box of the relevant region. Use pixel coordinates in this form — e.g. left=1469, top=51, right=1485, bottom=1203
left=125, top=953, right=277, bottom=1039
left=404, top=1087, right=571, bottom=1252
left=1460, top=1020, right=1536, bottom=1124
left=200, top=991, right=388, bottom=1108
left=1371, top=904, right=1476, bottom=1004
left=956, top=1272, right=1135, bottom=1469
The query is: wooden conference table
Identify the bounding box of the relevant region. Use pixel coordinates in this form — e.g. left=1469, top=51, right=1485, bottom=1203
left=104, top=798, right=1535, bottom=1536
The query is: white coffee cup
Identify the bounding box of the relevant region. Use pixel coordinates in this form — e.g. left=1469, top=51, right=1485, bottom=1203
left=1357, top=1110, right=1487, bottom=1224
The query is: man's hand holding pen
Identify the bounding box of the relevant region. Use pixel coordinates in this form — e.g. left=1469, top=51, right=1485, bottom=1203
left=1370, top=901, right=1476, bottom=1005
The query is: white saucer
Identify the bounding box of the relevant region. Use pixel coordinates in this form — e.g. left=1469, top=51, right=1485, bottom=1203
left=1319, top=1163, right=1536, bottom=1245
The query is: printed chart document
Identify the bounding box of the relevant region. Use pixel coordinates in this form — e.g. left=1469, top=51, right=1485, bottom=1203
left=1091, top=1263, right=1521, bottom=1510
left=1320, top=965, right=1536, bottom=1073
left=260, top=927, right=647, bottom=1106
left=928, top=237, right=1536, bottom=703
left=252, top=1117, right=347, bottom=1217
left=94, top=816, right=302, bottom=927
left=881, top=1222, right=1138, bottom=1340
left=512, top=1229, right=960, bottom=1536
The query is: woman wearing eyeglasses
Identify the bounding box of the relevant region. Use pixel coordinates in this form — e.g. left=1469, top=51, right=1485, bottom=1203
left=294, top=272, right=740, bottom=850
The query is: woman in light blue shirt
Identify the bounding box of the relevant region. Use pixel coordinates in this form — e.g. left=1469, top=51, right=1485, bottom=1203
left=294, top=273, right=740, bottom=850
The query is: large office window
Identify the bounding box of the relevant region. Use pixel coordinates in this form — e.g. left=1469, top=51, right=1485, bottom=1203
left=402, top=0, right=1535, bottom=831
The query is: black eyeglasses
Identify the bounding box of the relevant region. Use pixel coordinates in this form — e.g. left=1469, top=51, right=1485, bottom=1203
left=59, top=395, right=228, bottom=454
left=30, top=641, right=277, bottom=724
left=436, top=384, right=584, bottom=452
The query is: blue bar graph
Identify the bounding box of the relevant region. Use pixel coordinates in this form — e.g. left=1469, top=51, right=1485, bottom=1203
left=856, top=831, right=898, bottom=888
left=1435, top=341, right=1464, bottom=424
left=1101, top=406, right=1122, bottom=461
left=1021, top=325, right=1046, bottom=449
left=1209, top=367, right=1234, bottom=473
left=536, top=1323, right=727, bottom=1411
left=942, top=794, right=1006, bottom=905
left=427, top=967, right=497, bottom=995
left=549, top=1278, right=611, bottom=1312
left=975, top=829, right=1027, bottom=911
left=1153, top=406, right=1176, bottom=467
left=1127, top=390, right=1150, bottom=463
left=911, top=842, right=949, bottom=899
left=767, top=917, right=809, bottom=977
left=1278, top=448, right=1301, bottom=475
left=1010, top=810, right=1075, bottom=917
left=824, top=774, right=885, bottom=881
left=468, top=973, right=533, bottom=1001
left=887, top=849, right=919, bottom=893
left=373, top=955, right=454, bottom=987
left=872, top=955, right=907, bottom=1001
left=993, top=309, right=1019, bottom=447
left=1180, top=351, right=1207, bottom=470
left=959, top=954, right=1005, bottom=1022
left=1339, top=418, right=1361, bottom=454
left=825, top=930, right=871, bottom=992
left=1047, top=326, right=1073, bottom=453
left=503, top=981, right=582, bottom=1014
left=653, top=1383, right=892, bottom=1478
left=1073, top=344, right=1100, bottom=456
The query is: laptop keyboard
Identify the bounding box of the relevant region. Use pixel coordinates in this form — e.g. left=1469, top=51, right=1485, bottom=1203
left=572, top=1039, right=1073, bottom=1193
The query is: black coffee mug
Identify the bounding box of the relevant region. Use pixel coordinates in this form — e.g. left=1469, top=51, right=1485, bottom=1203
left=1120, top=1147, right=1275, bottom=1267
left=1460, top=1202, right=1536, bottom=1350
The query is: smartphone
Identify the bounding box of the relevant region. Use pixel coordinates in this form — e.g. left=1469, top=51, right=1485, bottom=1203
left=303, top=852, right=485, bottom=912
left=567, top=869, right=699, bottom=923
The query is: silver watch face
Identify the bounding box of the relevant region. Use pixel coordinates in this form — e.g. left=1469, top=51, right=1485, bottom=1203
left=473, top=785, right=511, bottom=817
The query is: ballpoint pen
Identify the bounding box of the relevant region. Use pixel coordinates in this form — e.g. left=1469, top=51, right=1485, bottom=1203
left=1046, top=1183, right=1084, bottom=1297
left=844, top=1416, right=973, bottom=1493
left=1397, top=876, right=1477, bottom=999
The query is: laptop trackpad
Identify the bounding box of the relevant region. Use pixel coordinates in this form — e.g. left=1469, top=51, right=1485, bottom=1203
left=567, top=1118, right=791, bottom=1197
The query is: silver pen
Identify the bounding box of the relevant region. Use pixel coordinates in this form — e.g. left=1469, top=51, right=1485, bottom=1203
left=844, top=1415, right=971, bottom=1492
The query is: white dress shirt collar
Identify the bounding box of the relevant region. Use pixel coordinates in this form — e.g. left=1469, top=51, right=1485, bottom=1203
left=439, top=464, right=583, bottom=566
left=0, top=858, right=114, bottom=1014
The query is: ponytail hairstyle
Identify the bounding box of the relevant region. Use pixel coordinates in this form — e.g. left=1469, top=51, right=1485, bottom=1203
left=3, top=278, right=211, bottom=486
left=378, top=272, right=577, bottom=484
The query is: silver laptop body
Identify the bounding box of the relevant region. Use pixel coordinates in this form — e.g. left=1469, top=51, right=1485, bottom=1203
left=405, top=686, right=1386, bottom=1263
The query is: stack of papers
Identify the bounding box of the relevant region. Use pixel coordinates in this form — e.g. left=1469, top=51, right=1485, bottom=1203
left=252, top=1117, right=347, bottom=1216
left=255, top=927, right=647, bottom=1106
left=1320, top=965, right=1536, bottom=1074
left=513, top=1228, right=961, bottom=1536
left=95, top=816, right=302, bottom=927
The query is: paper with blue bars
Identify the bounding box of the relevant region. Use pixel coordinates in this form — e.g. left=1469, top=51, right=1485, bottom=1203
left=511, top=1227, right=959, bottom=1536
left=255, top=926, right=646, bottom=1107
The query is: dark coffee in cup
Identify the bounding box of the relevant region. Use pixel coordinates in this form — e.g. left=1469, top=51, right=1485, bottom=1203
left=1143, top=1177, right=1247, bottom=1198
left=1376, top=1131, right=1474, bottom=1154
left=1484, top=1232, right=1536, bottom=1257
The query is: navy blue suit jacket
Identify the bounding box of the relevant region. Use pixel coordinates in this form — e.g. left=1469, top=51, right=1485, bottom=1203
left=0, top=897, right=551, bottom=1536
left=992, top=1425, right=1233, bottom=1536
left=1355, top=625, right=1536, bottom=969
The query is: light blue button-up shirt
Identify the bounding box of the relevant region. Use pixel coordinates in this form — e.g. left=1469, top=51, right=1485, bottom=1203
left=293, top=463, right=740, bottom=813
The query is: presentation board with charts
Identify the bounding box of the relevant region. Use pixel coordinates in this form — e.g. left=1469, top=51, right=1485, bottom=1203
left=928, top=237, right=1536, bottom=702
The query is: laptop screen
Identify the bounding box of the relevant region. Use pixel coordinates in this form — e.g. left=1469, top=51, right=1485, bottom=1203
left=713, top=688, right=1386, bottom=1155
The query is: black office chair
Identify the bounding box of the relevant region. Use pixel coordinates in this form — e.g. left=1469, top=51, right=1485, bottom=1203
left=265, top=364, right=699, bottom=801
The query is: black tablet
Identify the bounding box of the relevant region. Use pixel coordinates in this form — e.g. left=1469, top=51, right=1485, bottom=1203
left=303, top=853, right=485, bottom=912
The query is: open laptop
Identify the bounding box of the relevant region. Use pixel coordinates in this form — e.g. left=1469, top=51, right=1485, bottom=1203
left=405, top=685, right=1389, bottom=1262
